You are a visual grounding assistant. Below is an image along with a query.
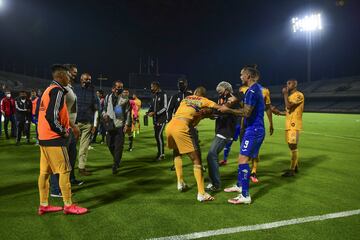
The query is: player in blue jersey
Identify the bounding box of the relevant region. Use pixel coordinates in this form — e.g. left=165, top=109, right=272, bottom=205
left=219, top=65, right=265, bottom=204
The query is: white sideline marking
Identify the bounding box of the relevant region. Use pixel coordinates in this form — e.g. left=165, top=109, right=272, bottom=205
left=277, top=128, right=360, bottom=142
left=148, top=209, right=360, bottom=240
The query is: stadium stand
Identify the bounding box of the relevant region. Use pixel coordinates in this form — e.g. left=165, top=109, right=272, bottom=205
left=269, top=76, right=360, bottom=113
left=0, top=71, right=48, bottom=91
left=1, top=70, right=359, bottom=113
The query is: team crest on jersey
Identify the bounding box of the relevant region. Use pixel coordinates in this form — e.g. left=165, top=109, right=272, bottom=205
left=291, top=123, right=295, bottom=127
left=177, top=97, right=180, bottom=102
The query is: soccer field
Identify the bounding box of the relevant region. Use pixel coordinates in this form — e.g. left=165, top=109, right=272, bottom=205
left=0, top=112, right=360, bottom=240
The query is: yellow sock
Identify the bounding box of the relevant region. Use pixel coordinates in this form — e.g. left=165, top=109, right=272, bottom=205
left=59, top=172, right=72, bottom=206
left=251, top=157, right=259, bottom=174
left=38, top=173, right=50, bottom=206
left=290, top=149, right=298, bottom=170
left=193, top=165, right=205, bottom=195
left=174, top=156, right=184, bottom=184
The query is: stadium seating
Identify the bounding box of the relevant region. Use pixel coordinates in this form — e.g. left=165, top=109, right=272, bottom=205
left=1, top=70, right=359, bottom=113
left=0, top=71, right=49, bottom=91
left=269, top=76, right=360, bottom=113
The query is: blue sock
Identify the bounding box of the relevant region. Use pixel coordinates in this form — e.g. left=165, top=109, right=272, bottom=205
left=223, top=141, right=233, bottom=161
left=237, top=163, right=250, bottom=197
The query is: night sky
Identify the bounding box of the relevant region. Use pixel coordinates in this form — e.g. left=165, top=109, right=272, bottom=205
left=0, top=0, right=359, bottom=88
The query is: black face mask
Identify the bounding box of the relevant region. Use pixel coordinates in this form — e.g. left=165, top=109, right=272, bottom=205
left=83, top=81, right=91, bottom=88
left=116, top=88, right=123, bottom=95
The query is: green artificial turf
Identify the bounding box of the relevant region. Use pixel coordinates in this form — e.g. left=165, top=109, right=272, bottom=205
left=0, top=112, right=359, bottom=239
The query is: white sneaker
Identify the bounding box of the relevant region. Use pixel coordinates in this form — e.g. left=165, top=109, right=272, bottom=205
left=224, top=185, right=242, bottom=193
left=206, top=183, right=213, bottom=189
left=177, top=182, right=188, bottom=192
left=88, top=146, right=94, bottom=150
left=228, top=194, right=251, bottom=204
left=50, top=193, right=62, bottom=198
left=197, top=192, right=215, bottom=202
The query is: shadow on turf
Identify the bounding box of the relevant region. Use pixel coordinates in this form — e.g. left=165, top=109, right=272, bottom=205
left=0, top=181, right=37, bottom=197
left=75, top=155, right=175, bottom=209
left=250, top=154, right=329, bottom=203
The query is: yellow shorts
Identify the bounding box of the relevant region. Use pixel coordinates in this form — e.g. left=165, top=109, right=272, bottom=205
left=40, top=146, right=71, bottom=174
left=166, top=119, right=198, bottom=155
left=286, top=130, right=299, bottom=144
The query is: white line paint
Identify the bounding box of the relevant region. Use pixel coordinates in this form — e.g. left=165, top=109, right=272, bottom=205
left=276, top=128, right=360, bottom=142
left=148, top=209, right=360, bottom=240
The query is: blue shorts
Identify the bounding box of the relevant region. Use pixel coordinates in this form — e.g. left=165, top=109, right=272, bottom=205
left=240, top=127, right=265, bottom=158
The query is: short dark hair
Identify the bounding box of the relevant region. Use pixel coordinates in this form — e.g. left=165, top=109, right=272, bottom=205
left=243, top=64, right=260, bottom=79
left=151, top=81, right=160, bottom=87
left=113, top=80, right=123, bottom=87
left=64, top=64, right=77, bottom=70
left=51, top=64, right=68, bottom=74
left=177, top=77, right=187, bottom=84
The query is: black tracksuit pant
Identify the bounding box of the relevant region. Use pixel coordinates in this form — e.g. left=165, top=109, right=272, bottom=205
left=154, top=122, right=166, bottom=157
left=107, top=127, right=125, bottom=168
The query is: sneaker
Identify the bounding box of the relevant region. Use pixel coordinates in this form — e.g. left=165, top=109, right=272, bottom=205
left=63, top=204, right=88, bottom=215
left=88, top=146, right=94, bottom=150
left=155, top=154, right=165, bottom=161
left=177, top=182, right=188, bottom=192
left=218, top=160, right=227, bottom=166
left=197, top=192, right=215, bottom=202
left=128, top=148, right=133, bottom=152
left=50, top=192, right=62, bottom=198
left=79, top=168, right=92, bottom=176
left=112, top=166, right=118, bottom=175
left=294, top=165, right=299, bottom=173
left=282, top=170, right=295, bottom=177
left=71, top=179, right=84, bottom=186
left=228, top=194, right=251, bottom=204
left=224, top=185, right=242, bottom=193
left=205, top=183, right=221, bottom=192
left=170, top=164, right=175, bottom=171
left=38, top=205, right=63, bottom=215
left=250, top=173, right=259, bottom=183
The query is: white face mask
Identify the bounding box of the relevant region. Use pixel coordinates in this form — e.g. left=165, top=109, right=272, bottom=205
left=6, top=94, right=11, bottom=98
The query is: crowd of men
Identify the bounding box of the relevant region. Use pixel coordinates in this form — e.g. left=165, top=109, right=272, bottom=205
left=0, top=63, right=304, bottom=214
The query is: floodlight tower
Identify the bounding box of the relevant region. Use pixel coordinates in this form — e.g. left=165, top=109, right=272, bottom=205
left=292, top=13, right=322, bottom=82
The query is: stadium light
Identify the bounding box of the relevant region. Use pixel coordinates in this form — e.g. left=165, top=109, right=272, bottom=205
left=292, top=13, right=322, bottom=33
left=291, top=12, right=323, bottom=82
left=0, top=0, right=5, bottom=11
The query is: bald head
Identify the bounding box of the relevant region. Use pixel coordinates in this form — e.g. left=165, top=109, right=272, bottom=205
left=194, top=86, right=207, bottom=97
